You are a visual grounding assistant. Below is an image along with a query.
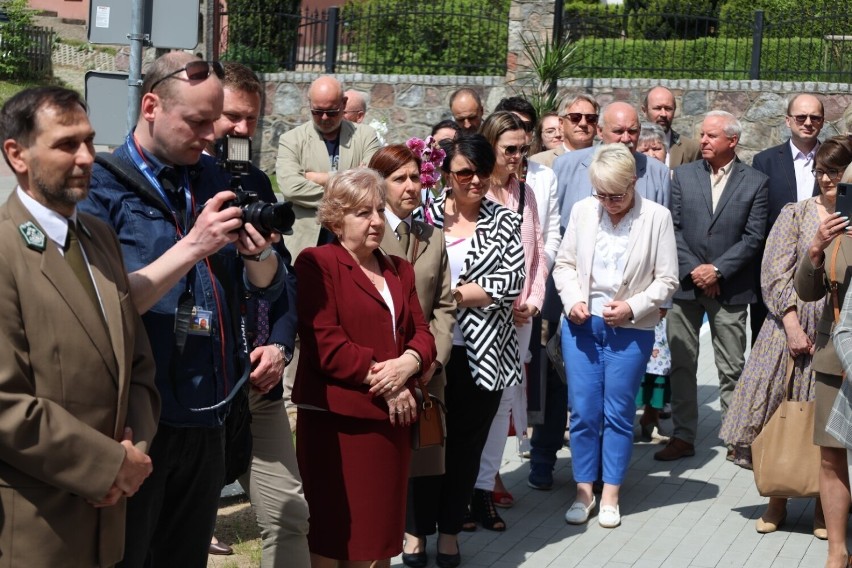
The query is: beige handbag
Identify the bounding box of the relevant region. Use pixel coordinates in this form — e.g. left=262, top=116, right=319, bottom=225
left=750, top=356, right=820, bottom=497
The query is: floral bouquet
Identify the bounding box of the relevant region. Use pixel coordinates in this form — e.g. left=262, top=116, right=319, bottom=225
left=406, top=136, right=446, bottom=223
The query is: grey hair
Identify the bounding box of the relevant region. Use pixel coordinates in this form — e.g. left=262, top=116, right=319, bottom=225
left=705, top=110, right=742, bottom=139
left=561, top=93, right=599, bottom=114
left=638, top=123, right=669, bottom=151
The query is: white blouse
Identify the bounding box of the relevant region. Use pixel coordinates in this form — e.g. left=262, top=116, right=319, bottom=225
left=589, top=205, right=635, bottom=317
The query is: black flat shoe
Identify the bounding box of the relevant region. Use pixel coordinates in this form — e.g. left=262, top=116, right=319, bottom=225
left=402, top=551, right=428, bottom=568
left=436, top=550, right=461, bottom=568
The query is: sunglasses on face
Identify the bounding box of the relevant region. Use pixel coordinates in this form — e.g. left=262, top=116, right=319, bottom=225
left=149, top=60, right=224, bottom=93
left=311, top=108, right=342, bottom=117
left=593, top=192, right=629, bottom=203
left=562, top=112, right=599, bottom=125
left=790, top=114, right=824, bottom=125
left=812, top=168, right=844, bottom=180
left=499, top=144, right=530, bottom=157
left=450, top=169, right=482, bottom=184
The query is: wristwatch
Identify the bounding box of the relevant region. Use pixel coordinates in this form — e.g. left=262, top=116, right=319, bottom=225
left=271, top=343, right=293, bottom=366
left=713, top=266, right=723, bottom=280
left=242, top=247, right=274, bottom=262
left=452, top=288, right=463, bottom=304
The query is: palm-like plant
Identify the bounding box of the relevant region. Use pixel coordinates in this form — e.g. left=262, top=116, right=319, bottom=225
left=514, top=32, right=577, bottom=117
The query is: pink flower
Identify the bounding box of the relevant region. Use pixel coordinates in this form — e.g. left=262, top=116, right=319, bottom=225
left=422, top=161, right=435, bottom=174
left=421, top=174, right=436, bottom=187
left=406, top=137, right=426, bottom=155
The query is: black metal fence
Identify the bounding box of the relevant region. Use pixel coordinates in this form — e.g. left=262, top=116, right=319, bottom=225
left=564, top=4, right=852, bottom=81
left=214, top=0, right=510, bottom=76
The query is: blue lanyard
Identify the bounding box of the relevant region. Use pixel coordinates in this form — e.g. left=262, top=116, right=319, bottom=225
left=124, top=133, right=193, bottom=234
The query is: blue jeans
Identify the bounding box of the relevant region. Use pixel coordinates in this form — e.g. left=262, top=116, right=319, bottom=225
left=562, top=316, right=653, bottom=485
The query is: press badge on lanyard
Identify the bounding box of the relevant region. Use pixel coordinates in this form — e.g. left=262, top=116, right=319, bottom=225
left=188, top=306, right=213, bottom=336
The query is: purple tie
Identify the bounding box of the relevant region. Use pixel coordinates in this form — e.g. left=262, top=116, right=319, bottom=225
left=254, top=299, right=271, bottom=348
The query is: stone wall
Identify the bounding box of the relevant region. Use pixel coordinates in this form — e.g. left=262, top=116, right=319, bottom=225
left=254, top=73, right=852, bottom=174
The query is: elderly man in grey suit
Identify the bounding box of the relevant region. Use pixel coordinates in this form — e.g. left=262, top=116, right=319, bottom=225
left=552, top=101, right=670, bottom=229
left=276, top=76, right=381, bottom=260
left=655, top=111, right=769, bottom=461
left=641, top=86, right=702, bottom=168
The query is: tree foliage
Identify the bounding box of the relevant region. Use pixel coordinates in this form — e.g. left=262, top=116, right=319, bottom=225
left=223, top=0, right=301, bottom=71
left=0, top=0, right=41, bottom=80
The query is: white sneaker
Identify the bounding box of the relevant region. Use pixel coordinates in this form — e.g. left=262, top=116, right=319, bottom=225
left=564, top=496, right=596, bottom=524
left=598, top=505, right=620, bottom=528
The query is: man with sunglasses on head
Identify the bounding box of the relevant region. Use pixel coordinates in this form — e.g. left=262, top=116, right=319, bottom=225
left=81, top=52, right=287, bottom=567
left=530, top=94, right=599, bottom=169
left=276, top=75, right=380, bottom=261
left=747, top=95, right=824, bottom=340
left=641, top=86, right=702, bottom=169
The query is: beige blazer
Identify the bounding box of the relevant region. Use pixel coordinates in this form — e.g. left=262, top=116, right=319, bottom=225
left=381, top=220, right=455, bottom=476
left=668, top=130, right=702, bottom=168
left=0, top=192, right=159, bottom=567
left=276, top=120, right=381, bottom=258
left=530, top=145, right=566, bottom=169
left=553, top=193, right=679, bottom=329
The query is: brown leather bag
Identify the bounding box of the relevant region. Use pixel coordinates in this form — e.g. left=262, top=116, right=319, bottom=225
left=411, top=375, right=446, bottom=449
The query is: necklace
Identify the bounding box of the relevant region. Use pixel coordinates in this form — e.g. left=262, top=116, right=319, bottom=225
left=360, top=262, right=382, bottom=288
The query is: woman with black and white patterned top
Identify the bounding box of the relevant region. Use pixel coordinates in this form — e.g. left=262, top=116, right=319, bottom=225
left=404, top=133, right=524, bottom=568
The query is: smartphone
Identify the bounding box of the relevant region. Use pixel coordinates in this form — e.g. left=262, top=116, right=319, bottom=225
left=838, top=183, right=852, bottom=221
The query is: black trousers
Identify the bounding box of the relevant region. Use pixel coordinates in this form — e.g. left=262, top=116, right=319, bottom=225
left=118, top=424, right=225, bottom=568
left=406, top=346, right=503, bottom=536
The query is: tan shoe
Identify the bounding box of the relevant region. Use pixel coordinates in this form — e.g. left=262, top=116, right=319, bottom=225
left=755, top=510, right=787, bottom=533
left=814, top=499, right=828, bottom=540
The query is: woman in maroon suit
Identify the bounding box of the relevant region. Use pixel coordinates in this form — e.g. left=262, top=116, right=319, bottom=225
left=293, top=167, right=437, bottom=567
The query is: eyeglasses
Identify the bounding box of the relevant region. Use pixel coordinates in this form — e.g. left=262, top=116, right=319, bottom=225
left=148, top=60, right=224, bottom=93
left=499, top=144, right=530, bottom=157
left=812, top=168, right=844, bottom=180
left=542, top=128, right=561, bottom=138
left=790, top=114, right=824, bottom=125
left=310, top=108, right=342, bottom=117
left=562, top=113, right=599, bottom=125
left=593, top=192, right=630, bottom=203
left=450, top=169, right=477, bottom=184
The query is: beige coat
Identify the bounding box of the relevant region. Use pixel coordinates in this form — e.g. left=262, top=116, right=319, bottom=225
left=0, top=192, right=159, bottom=567
left=381, top=220, right=455, bottom=476
left=276, top=120, right=381, bottom=259
left=553, top=193, right=679, bottom=330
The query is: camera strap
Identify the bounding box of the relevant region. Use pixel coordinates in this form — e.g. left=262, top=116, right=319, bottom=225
left=124, top=134, right=194, bottom=234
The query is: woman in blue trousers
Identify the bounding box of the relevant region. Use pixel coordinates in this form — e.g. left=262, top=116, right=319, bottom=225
left=553, top=144, right=678, bottom=528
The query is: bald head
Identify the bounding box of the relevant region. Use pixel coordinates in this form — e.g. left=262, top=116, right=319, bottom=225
left=785, top=93, right=824, bottom=151
left=343, top=89, right=366, bottom=123
left=450, top=88, right=484, bottom=133
left=308, top=76, right=347, bottom=137
left=642, top=86, right=677, bottom=134
left=598, top=102, right=640, bottom=148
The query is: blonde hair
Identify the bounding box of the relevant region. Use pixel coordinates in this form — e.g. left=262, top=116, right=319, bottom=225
left=317, top=167, right=386, bottom=232
left=588, top=144, right=636, bottom=195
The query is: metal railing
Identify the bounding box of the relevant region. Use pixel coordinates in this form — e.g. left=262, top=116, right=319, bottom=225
left=213, top=0, right=509, bottom=75
left=564, top=4, right=852, bottom=81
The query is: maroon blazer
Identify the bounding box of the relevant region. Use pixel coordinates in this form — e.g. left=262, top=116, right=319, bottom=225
left=293, top=242, right=436, bottom=420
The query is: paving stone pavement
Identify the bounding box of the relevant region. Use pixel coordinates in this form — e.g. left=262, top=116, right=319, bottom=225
left=391, top=327, right=831, bottom=568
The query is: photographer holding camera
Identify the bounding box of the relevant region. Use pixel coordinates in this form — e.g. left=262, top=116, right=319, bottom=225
left=81, top=52, right=287, bottom=568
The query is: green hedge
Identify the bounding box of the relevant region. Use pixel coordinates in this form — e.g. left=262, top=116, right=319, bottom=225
left=719, top=0, right=852, bottom=39
left=569, top=37, right=851, bottom=82
left=342, top=0, right=509, bottom=75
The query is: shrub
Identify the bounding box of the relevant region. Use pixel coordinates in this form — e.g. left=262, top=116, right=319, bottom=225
left=719, top=0, right=852, bottom=39
left=562, top=2, right=626, bottom=40
left=568, top=36, right=833, bottom=81
left=0, top=0, right=41, bottom=80
left=631, top=0, right=721, bottom=40
left=224, top=0, right=301, bottom=71
left=342, top=0, right=509, bottom=75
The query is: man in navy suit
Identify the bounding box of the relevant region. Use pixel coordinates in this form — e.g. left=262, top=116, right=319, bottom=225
left=655, top=111, right=769, bottom=461
left=641, top=86, right=702, bottom=169
left=748, top=94, right=823, bottom=340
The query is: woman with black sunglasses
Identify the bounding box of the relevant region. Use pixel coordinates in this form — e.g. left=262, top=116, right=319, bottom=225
left=406, top=133, right=524, bottom=568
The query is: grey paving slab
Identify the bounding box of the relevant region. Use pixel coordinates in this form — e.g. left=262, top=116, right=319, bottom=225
left=391, top=324, right=834, bottom=568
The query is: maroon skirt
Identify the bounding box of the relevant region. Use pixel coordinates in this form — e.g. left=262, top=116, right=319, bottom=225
left=296, top=407, right=411, bottom=560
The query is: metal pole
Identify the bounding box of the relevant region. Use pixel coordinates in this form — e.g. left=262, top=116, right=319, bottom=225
left=325, top=6, right=339, bottom=74
left=126, top=0, right=147, bottom=132
left=749, top=10, right=764, bottom=81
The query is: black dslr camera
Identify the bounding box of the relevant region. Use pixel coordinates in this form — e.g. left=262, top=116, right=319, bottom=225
left=216, top=135, right=295, bottom=236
